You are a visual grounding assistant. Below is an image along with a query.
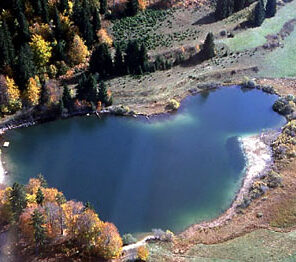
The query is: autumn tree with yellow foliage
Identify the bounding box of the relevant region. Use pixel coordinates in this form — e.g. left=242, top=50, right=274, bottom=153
left=68, top=34, right=89, bottom=65
left=29, top=34, right=52, bottom=71
left=0, top=75, right=22, bottom=115
left=24, top=76, right=41, bottom=106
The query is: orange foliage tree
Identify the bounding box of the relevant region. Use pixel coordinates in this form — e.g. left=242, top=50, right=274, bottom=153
left=95, top=222, right=123, bottom=259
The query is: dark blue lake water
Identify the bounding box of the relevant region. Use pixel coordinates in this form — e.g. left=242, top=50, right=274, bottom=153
left=3, top=87, right=285, bottom=234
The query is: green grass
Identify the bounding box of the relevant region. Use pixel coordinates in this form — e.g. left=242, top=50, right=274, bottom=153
left=148, top=229, right=296, bottom=261
left=221, top=0, right=296, bottom=52
left=258, top=28, right=296, bottom=78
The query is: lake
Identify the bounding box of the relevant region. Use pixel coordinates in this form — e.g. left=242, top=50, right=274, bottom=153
left=2, top=87, right=285, bottom=234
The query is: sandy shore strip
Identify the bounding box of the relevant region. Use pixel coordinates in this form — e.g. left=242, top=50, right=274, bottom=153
left=182, top=132, right=275, bottom=233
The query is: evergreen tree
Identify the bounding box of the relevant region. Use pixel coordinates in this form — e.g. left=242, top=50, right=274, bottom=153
left=139, top=44, right=148, bottom=73
left=202, top=32, right=215, bottom=60
left=36, top=188, right=44, bottom=206
left=127, top=0, right=139, bottom=16
left=92, top=9, right=101, bottom=39
left=114, top=45, right=125, bottom=76
left=77, top=73, right=98, bottom=103
left=29, top=0, right=42, bottom=16
left=98, top=81, right=109, bottom=105
left=62, top=84, right=73, bottom=111
left=53, top=7, right=63, bottom=40
left=59, top=0, right=69, bottom=14
left=89, top=44, right=113, bottom=76
left=215, top=0, right=234, bottom=20
left=125, top=40, right=140, bottom=74
left=265, top=0, right=276, bottom=18
left=253, top=0, right=265, bottom=27
left=14, top=44, right=35, bottom=90
left=9, top=183, right=27, bottom=221
left=40, top=0, right=49, bottom=23
left=0, top=21, right=15, bottom=68
left=234, top=0, right=246, bottom=12
left=17, top=11, right=30, bottom=41
left=100, top=0, right=107, bottom=14
left=30, top=209, right=47, bottom=248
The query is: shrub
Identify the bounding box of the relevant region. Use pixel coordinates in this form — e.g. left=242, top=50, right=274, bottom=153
left=167, top=99, right=180, bottom=111
left=122, top=233, right=137, bottom=245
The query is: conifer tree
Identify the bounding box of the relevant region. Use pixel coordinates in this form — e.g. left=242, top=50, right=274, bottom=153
left=40, top=0, right=49, bottom=23
left=202, top=32, right=215, bottom=60
left=15, top=44, right=35, bottom=90
left=127, top=0, right=139, bottom=16
left=98, top=81, right=109, bottom=105
left=253, top=0, right=265, bottom=27
left=36, top=188, right=44, bottom=206
left=215, top=0, right=234, bottom=20
left=59, top=0, right=69, bottom=14
left=9, top=183, right=27, bottom=221
left=0, top=21, right=15, bottom=68
left=125, top=40, right=140, bottom=74
left=265, top=0, right=276, bottom=18
left=62, top=84, right=73, bottom=110
left=31, top=209, right=47, bottom=248
left=114, top=45, right=125, bottom=76
left=53, top=7, right=63, bottom=40
left=89, top=44, right=113, bottom=76
left=17, top=11, right=30, bottom=41
left=139, top=43, right=148, bottom=73
left=100, top=0, right=107, bottom=14
left=234, top=0, right=246, bottom=12
left=92, top=9, right=101, bottom=39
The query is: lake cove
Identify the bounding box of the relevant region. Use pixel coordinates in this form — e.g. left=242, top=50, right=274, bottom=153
left=3, top=87, right=285, bottom=234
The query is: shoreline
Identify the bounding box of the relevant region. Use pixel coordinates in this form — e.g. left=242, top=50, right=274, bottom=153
left=181, top=131, right=278, bottom=234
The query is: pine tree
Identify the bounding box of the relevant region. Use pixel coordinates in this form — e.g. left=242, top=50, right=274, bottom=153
left=234, top=0, right=246, bottom=12
left=92, top=9, right=101, bottom=39
left=40, top=0, right=49, bottom=23
left=125, top=40, right=140, bottom=74
left=253, top=0, right=265, bottom=27
left=15, top=44, right=35, bottom=90
left=100, top=0, right=107, bottom=14
left=265, top=0, right=276, bottom=18
left=9, top=183, right=27, bottom=221
left=215, top=0, right=234, bottom=20
left=17, top=11, right=30, bottom=41
left=36, top=188, right=44, bottom=206
left=31, top=209, right=47, bottom=248
left=86, top=74, right=98, bottom=103
left=89, top=44, right=113, bottom=76
left=59, top=0, right=69, bottom=14
left=127, top=0, right=139, bottom=16
left=53, top=7, right=63, bottom=40
left=139, top=43, right=148, bottom=73
left=114, top=45, right=125, bottom=76
left=202, top=32, right=215, bottom=60
left=0, top=21, right=15, bottom=68
left=98, top=81, right=110, bottom=105
left=62, top=84, right=73, bottom=110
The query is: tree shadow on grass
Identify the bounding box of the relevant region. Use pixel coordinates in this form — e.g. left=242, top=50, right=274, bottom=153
left=192, top=12, right=217, bottom=25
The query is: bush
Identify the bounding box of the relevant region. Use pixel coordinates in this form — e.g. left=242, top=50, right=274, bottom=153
left=273, top=98, right=294, bottom=116
left=265, top=171, right=282, bottom=188
left=122, top=233, right=137, bottom=245
left=167, top=99, right=180, bottom=111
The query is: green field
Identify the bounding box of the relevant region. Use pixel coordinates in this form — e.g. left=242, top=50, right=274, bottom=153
left=148, top=229, right=296, bottom=261
left=222, top=0, right=296, bottom=52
